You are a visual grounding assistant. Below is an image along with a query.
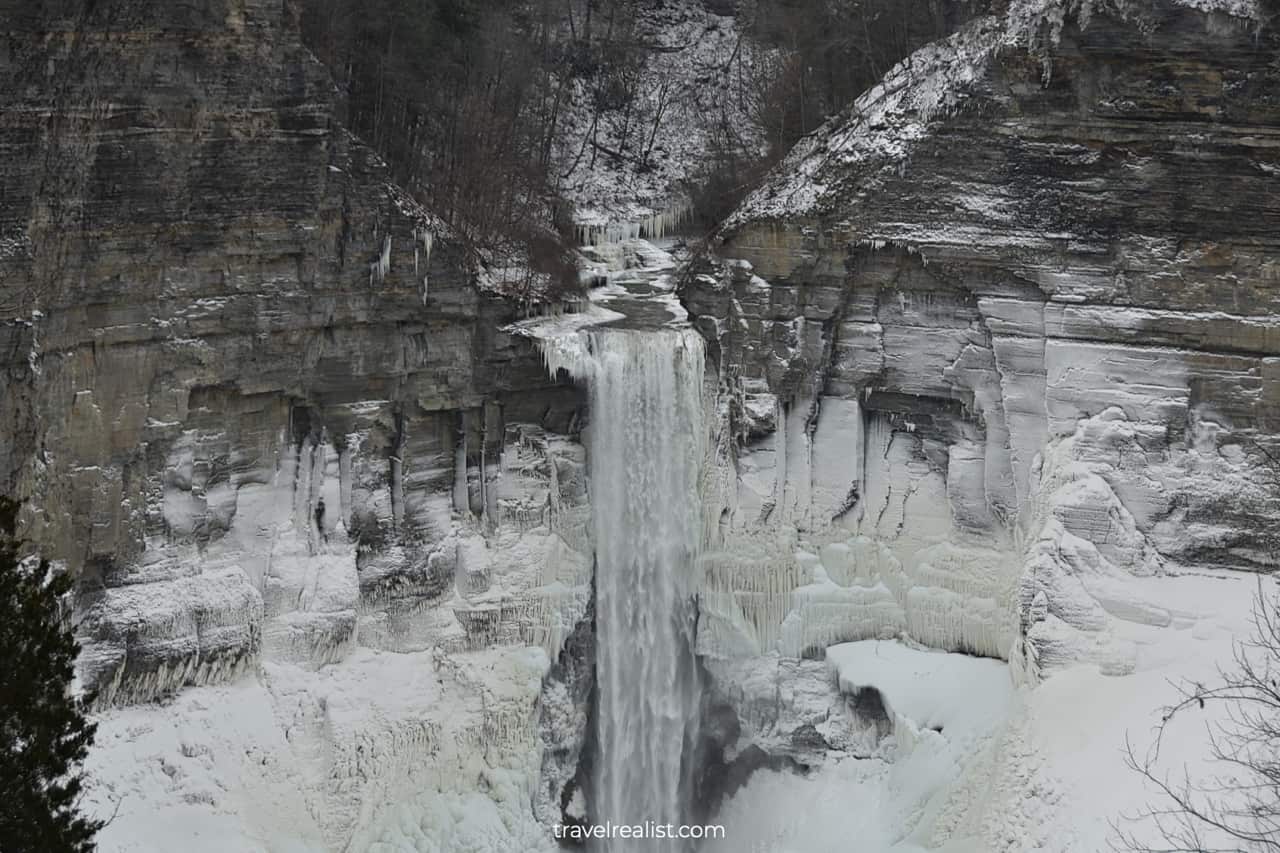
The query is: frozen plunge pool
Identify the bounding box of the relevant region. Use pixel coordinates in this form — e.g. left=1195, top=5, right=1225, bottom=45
left=704, top=640, right=1016, bottom=853
left=701, top=570, right=1269, bottom=853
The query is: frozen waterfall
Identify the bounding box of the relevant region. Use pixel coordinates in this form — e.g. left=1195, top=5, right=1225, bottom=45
left=543, top=327, right=707, bottom=851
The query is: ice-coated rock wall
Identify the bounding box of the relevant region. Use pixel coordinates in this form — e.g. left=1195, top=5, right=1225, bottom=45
left=0, top=0, right=595, bottom=704
left=0, top=2, right=597, bottom=850
left=4, top=0, right=1280, bottom=849
left=686, top=0, right=1280, bottom=686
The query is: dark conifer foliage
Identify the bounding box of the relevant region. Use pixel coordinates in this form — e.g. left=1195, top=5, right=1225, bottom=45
left=0, top=498, right=101, bottom=853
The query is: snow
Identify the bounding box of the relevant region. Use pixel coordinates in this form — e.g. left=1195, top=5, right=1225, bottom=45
left=980, top=570, right=1272, bottom=852
left=707, top=571, right=1269, bottom=852
left=827, top=641, right=1013, bottom=741
left=69, top=5, right=1279, bottom=843
left=84, top=647, right=557, bottom=853
left=724, top=18, right=1005, bottom=229
left=505, top=302, right=628, bottom=341
left=706, top=641, right=1016, bottom=853
left=725, top=0, right=1260, bottom=231
left=77, top=382, right=596, bottom=850
left=694, top=222, right=1280, bottom=846
left=553, top=0, right=762, bottom=234
left=509, top=239, right=691, bottom=344
left=76, top=258, right=1280, bottom=853
left=1007, top=0, right=1260, bottom=53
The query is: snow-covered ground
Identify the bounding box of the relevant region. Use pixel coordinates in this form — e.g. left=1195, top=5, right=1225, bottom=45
left=705, top=571, right=1268, bottom=853
left=83, top=646, right=559, bottom=853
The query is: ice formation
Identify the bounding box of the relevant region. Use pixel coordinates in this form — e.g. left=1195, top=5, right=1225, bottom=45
left=84, top=646, right=561, bottom=853
left=574, top=200, right=694, bottom=247
left=370, top=235, right=392, bottom=284
left=73, top=388, right=597, bottom=850
left=698, top=640, right=1014, bottom=853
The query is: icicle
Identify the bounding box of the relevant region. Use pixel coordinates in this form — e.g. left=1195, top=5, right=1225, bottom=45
left=370, top=235, right=392, bottom=284
left=453, top=413, right=470, bottom=515
left=574, top=199, right=692, bottom=248
left=414, top=227, right=434, bottom=304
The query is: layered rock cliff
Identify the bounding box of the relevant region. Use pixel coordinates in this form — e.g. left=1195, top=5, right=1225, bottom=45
left=0, top=1, right=595, bottom=847
left=4, top=0, right=1280, bottom=849
left=687, top=0, right=1280, bottom=787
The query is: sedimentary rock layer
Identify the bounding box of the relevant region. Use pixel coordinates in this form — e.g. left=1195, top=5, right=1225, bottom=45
left=0, top=0, right=591, bottom=713
left=690, top=0, right=1280, bottom=680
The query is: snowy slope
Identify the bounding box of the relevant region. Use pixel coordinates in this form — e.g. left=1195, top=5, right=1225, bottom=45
left=725, top=0, right=1262, bottom=230
left=724, top=16, right=1006, bottom=230
left=84, top=647, right=557, bottom=853
left=555, top=0, right=764, bottom=233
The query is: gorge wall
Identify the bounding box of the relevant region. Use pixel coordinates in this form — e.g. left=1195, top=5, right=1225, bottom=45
left=687, top=0, right=1280, bottom=756
left=0, top=1, right=595, bottom=847
left=3, top=0, right=1280, bottom=850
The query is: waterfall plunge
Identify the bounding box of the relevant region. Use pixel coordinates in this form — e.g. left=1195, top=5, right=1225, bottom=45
left=543, top=327, right=706, bottom=851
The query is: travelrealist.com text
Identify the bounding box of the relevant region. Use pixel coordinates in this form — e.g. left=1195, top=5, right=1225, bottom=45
left=553, top=821, right=726, bottom=841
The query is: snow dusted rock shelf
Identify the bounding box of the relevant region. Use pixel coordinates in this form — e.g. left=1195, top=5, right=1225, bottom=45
left=825, top=640, right=1013, bottom=745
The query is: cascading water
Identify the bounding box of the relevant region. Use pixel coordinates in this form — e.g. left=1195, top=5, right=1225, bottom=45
left=542, top=326, right=706, bottom=851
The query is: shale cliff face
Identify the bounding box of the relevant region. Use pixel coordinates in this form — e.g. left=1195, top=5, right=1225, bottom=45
left=689, top=0, right=1280, bottom=714
left=0, top=2, right=593, bottom=847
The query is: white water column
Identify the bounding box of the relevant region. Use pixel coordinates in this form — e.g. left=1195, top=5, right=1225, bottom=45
left=543, top=327, right=706, bottom=851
